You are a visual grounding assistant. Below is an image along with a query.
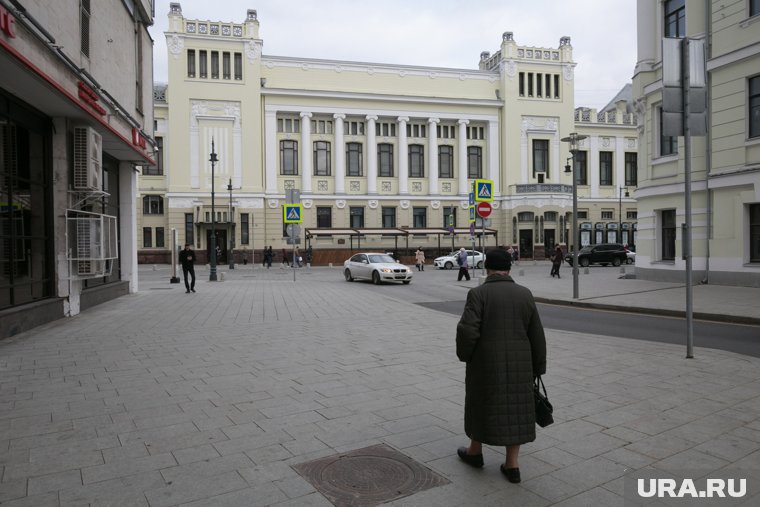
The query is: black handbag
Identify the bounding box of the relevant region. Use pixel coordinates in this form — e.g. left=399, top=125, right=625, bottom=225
left=534, top=376, right=554, bottom=427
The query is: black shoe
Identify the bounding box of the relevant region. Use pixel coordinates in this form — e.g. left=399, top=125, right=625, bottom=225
left=501, top=464, right=520, bottom=483
left=457, top=447, right=484, bottom=468
left=191, top=288, right=195, bottom=292
left=186, top=289, right=190, bottom=293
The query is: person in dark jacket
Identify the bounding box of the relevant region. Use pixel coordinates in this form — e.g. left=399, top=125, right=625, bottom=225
left=550, top=243, right=563, bottom=278
left=455, top=249, right=547, bottom=483
left=179, top=244, right=196, bottom=293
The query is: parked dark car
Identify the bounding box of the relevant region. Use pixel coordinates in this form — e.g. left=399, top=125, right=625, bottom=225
left=564, top=243, right=628, bottom=267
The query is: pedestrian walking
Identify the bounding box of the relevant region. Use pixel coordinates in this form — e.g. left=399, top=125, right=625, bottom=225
left=550, top=243, right=563, bottom=278
left=281, top=248, right=289, bottom=268
left=456, top=247, right=470, bottom=281
left=455, top=249, right=547, bottom=483
left=415, top=247, right=426, bottom=271
left=179, top=243, right=196, bottom=293
left=294, top=247, right=302, bottom=268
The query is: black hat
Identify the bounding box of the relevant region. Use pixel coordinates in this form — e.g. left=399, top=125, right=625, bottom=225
left=485, top=249, right=512, bottom=271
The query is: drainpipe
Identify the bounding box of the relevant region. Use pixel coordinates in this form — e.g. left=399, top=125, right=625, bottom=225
left=702, top=0, right=712, bottom=284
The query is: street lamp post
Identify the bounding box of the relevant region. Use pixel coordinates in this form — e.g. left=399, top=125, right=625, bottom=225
left=209, top=140, right=218, bottom=281
left=619, top=186, right=629, bottom=245
left=228, top=178, right=235, bottom=269
left=561, top=132, right=588, bottom=300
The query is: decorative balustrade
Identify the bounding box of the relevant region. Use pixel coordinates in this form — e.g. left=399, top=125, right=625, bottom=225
left=575, top=108, right=636, bottom=125
left=515, top=184, right=572, bottom=194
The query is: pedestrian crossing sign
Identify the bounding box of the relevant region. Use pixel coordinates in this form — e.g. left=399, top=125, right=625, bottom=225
left=474, top=179, right=494, bottom=202
left=283, top=204, right=303, bottom=224
left=469, top=205, right=476, bottom=223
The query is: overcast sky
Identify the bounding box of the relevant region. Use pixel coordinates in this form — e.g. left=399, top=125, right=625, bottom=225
left=149, top=0, right=637, bottom=110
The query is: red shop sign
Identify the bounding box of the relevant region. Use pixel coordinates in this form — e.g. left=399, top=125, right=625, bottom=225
left=77, top=81, right=106, bottom=116
left=0, top=6, right=16, bottom=39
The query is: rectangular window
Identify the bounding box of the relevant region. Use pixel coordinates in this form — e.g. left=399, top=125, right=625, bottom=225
left=627, top=211, right=638, bottom=219
left=659, top=107, right=678, bottom=156
left=576, top=151, right=588, bottom=185
left=409, top=144, right=424, bottom=178
left=661, top=209, right=677, bottom=260
left=143, top=227, right=152, bottom=248
left=234, top=52, right=242, bottom=80
left=532, top=139, right=549, bottom=178
left=519, top=72, right=525, bottom=96
left=378, top=144, right=394, bottom=177
left=277, top=118, right=300, bottom=133
left=280, top=140, right=298, bottom=175
left=439, top=145, right=454, bottom=178
left=377, top=122, right=396, bottom=137
left=382, top=207, right=396, bottom=228
left=625, top=152, right=638, bottom=186
left=240, top=213, right=249, bottom=244
left=413, top=207, right=427, bottom=228
left=313, top=141, right=331, bottom=176
left=144, top=137, right=163, bottom=175
left=467, top=126, right=484, bottom=140
left=750, top=204, right=760, bottom=262
left=601, top=211, right=614, bottom=220
left=80, top=0, right=90, bottom=57
left=528, top=72, right=534, bottom=97
left=347, top=143, right=363, bottom=176
left=443, top=206, right=456, bottom=228
left=311, top=120, right=333, bottom=135
left=155, top=227, right=165, bottom=248
left=752, top=0, right=760, bottom=16
left=143, top=195, right=164, bottom=215
left=554, top=74, right=560, bottom=99
left=664, top=0, right=685, bottom=38
left=199, top=50, right=207, bottom=78
left=577, top=210, right=589, bottom=220
left=187, top=49, right=196, bottom=77
left=317, top=207, right=332, bottom=228
left=467, top=146, right=482, bottom=179
left=222, top=52, right=231, bottom=79
left=750, top=76, right=760, bottom=139
left=210, top=51, right=219, bottom=79
left=185, top=213, right=194, bottom=246
left=536, top=73, right=543, bottom=97
left=350, top=207, right=364, bottom=228
left=407, top=124, right=426, bottom=138
left=347, top=121, right=365, bottom=135
left=545, top=74, right=552, bottom=98
left=600, top=151, right=613, bottom=186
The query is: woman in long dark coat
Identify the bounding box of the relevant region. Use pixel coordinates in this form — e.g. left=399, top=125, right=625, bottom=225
left=455, top=249, right=546, bottom=483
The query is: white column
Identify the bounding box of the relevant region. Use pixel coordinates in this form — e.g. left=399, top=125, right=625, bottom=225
left=589, top=135, right=600, bottom=197
left=397, top=116, right=409, bottom=194
left=334, top=114, right=346, bottom=194
left=457, top=119, right=469, bottom=195
left=428, top=118, right=440, bottom=194
left=264, top=111, right=277, bottom=194
left=488, top=120, right=500, bottom=194
left=366, top=115, right=378, bottom=194
left=119, top=161, right=138, bottom=293
left=300, top=112, right=312, bottom=193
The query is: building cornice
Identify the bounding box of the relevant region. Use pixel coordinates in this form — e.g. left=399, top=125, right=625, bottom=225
left=706, top=41, right=760, bottom=72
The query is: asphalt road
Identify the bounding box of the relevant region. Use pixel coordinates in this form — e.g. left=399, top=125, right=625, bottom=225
left=416, top=300, right=760, bottom=358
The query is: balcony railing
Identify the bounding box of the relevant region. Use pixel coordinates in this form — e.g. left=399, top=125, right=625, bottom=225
left=515, top=184, right=572, bottom=194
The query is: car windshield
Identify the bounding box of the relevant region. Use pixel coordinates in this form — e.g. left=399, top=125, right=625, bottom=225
left=368, top=254, right=395, bottom=264
left=579, top=246, right=593, bottom=253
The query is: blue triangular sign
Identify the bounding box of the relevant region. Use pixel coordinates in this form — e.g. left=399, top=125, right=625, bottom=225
left=287, top=208, right=300, bottom=220
left=478, top=184, right=491, bottom=198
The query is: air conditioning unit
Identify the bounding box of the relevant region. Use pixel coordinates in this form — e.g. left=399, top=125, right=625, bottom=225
left=66, top=211, right=117, bottom=278
left=73, top=126, right=103, bottom=190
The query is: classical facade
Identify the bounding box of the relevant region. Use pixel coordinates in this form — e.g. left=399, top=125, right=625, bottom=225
left=0, top=0, right=155, bottom=338
left=633, top=0, right=760, bottom=286
left=140, top=3, right=637, bottom=266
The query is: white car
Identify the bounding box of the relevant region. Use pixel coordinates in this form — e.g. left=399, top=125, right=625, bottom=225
left=433, top=250, right=485, bottom=270
left=343, top=253, right=413, bottom=285
left=626, top=249, right=636, bottom=264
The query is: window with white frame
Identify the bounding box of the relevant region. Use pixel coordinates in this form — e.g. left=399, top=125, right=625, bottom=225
left=313, top=141, right=331, bottom=176
left=750, top=75, right=760, bottom=139
left=311, top=119, right=333, bottom=135
left=467, top=126, right=484, bottom=140
left=661, top=209, right=677, bottom=260
left=378, top=144, right=394, bottom=177
left=406, top=124, right=427, bottom=138
left=350, top=207, right=364, bottom=228
left=376, top=122, right=396, bottom=137
left=413, top=207, right=427, bottom=228
left=658, top=106, right=678, bottom=156
left=143, top=195, right=164, bottom=215
left=625, top=152, right=638, bottom=186
left=664, top=0, right=685, bottom=38
left=601, top=210, right=614, bottom=220
left=599, top=152, right=613, bottom=186
left=532, top=139, right=549, bottom=178
left=468, top=146, right=482, bottom=179
left=575, top=151, right=588, bottom=185
left=142, top=227, right=151, bottom=248
left=439, top=146, right=453, bottom=178
left=382, top=207, right=396, bottom=228
left=277, top=118, right=300, bottom=133
left=436, top=125, right=456, bottom=139
left=346, top=121, right=365, bottom=135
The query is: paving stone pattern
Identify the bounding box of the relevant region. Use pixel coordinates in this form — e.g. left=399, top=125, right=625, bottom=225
left=0, top=265, right=758, bottom=506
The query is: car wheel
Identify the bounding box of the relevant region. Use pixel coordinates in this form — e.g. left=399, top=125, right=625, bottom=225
left=402, top=280, right=411, bottom=285
left=476, top=261, right=483, bottom=269
left=612, top=257, right=622, bottom=267
left=444, top=261, right=453, bottom=270
left=580, top=258, right=590, bottom=267
left=626, top=258, right=633, bottom=265
left=372, top=271, right=381, bottom=285
left=344, top=269, right=353, bottom=282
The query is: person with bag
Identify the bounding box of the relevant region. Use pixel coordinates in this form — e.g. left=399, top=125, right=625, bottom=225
left=550, top=243, right=563, bottom=278
left=179, top=243, right=196, bottom=293
left=455, top=249, right=547, bottom=483
left=456, top=247, right=470, bottom=281
left=415, top=247, right=426, bottom=271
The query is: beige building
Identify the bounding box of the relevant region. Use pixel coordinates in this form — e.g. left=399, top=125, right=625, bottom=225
left=633, top=0, right=760, bottom=287
left=0, top=0, right=155, bottom=338
left=140, top=3, right=637, bottom=266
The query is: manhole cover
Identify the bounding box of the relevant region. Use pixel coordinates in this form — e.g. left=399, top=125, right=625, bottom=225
left=292, top=444, right=449, bottom=506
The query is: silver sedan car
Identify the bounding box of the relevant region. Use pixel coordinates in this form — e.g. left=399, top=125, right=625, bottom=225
left=343, top=253, right=413, bottom=285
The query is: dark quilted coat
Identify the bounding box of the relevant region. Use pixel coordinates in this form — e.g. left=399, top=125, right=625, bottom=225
left=456, top=274, right=547, bottom=445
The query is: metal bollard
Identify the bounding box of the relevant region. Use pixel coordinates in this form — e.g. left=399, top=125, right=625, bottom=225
left=220, top=272, right=225, bottom=281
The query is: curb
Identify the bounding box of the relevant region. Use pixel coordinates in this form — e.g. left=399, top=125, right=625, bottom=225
left=534, top=297, right=760, bottom=326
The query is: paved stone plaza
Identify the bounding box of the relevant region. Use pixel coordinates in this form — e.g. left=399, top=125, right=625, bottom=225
left=0, top=263, right=758, bottom=506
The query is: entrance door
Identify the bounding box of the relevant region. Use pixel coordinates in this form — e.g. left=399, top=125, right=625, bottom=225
left=544, top=229, right=555, bottom=258
left=519, top=229, right=533, bottom=259
left=206, top=230, right=227, bottom=263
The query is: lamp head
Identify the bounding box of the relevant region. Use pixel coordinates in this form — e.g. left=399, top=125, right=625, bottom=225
left=209, top=152, right=218, bottom=163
